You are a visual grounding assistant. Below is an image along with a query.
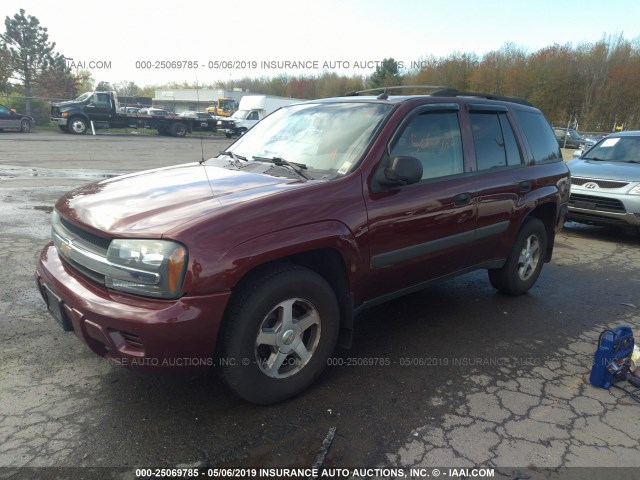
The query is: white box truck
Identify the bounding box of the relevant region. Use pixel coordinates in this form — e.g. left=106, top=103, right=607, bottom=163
left=218, top=95, right=304, bottom=138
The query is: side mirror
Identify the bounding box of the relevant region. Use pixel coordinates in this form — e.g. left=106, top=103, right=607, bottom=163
left=378, top=156, right=423, bottom=187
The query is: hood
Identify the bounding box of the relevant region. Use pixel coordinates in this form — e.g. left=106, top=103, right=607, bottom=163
left=56, top=163, right=308, bottom=236
left=567, top=159, right=640, bottom=182
left=53, top=100, right=85, bottom=111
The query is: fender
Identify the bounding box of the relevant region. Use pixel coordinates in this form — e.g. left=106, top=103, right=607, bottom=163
left=516, top=184, right=562, bottom=261
left=58, top=108, right=91, bottom=121
left=223, top=220, right=364, bottom=291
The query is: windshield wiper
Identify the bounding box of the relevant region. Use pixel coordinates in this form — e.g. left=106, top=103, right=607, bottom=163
left=210, top=150, right=247, bottom=166
left=253, top=156, right=312, bottom=180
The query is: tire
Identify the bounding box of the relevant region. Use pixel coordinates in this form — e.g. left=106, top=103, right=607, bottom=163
left=68, top=117, right=88, bottom=135
left=219, top=263, right=339, bottom=404
left=19, top=119, right=31, bottom=133
left=224, top=132, right=232, bottom=138
left=488, top=217, right=547, bottom=295
left=169, top=122, right=187, bottom=137
left=238, top=128, right=247, bottom=137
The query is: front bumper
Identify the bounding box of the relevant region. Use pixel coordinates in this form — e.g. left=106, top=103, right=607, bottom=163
left=35, top=243, right=231, bottom=374
left=52, top=117, right=68, bottom=126
left=568, top=189, right=640, bottom=227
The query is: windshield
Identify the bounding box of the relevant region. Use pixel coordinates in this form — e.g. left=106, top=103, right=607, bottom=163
left=568, top=130, right=581, bottom=139
left=223, top=102, right=392, bottom=175
left=231, top=109, right=250, bottom=119
left=583, top=136, right=640, bottom=162
left=220, top=99, right=237, bottom=110
left=75, top=92, right=93, bottom=102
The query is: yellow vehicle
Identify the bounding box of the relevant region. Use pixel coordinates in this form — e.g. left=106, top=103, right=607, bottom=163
left=205, top=98, right=239, bottom=117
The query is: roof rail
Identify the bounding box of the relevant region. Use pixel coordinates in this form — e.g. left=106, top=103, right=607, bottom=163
left=430, top=88, right=533, bottom=107
left=344, top=85, right=448, bottom=97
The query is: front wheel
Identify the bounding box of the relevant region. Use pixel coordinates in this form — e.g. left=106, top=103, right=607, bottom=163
left=219, top=264, right=339, bottom=404
left=488, top=217, right=547, bottom=295
left=20, top=119, right=31, bottom=133
left=68, top=117, right=88, bottom=134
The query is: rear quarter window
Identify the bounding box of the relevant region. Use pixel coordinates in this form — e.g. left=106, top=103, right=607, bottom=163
left=514, top=110, right=562, bottom=163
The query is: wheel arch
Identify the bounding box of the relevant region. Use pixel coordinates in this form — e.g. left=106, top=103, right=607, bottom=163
left=230, top=248, right=354, bottom=349
left=64, top=110, right=90, bottom=121
left=218, top=221, right=362, bottom=348
left=526, top=201, right=557, bottom=263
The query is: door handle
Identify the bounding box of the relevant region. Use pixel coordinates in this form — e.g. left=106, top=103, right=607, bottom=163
left=454, top=192, right=471, bottom=206
left=519, top=180, right=532, bottom=192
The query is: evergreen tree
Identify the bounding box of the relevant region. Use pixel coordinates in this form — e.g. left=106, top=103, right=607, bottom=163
left=1, top=9, right=60, bottom=113
left=369, top=58, right=401, bottom=89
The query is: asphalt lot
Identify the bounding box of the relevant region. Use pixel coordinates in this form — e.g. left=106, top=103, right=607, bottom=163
left=1, top=131, right=640, bottom=478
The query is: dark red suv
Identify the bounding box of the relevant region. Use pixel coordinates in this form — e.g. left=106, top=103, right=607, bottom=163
left=36, top=88, right=570, bottom=404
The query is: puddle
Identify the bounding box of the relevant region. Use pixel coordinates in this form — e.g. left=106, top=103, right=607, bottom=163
left=0, top=164, right=124, bottom=181
left=34, top=206, right=54, bottom=213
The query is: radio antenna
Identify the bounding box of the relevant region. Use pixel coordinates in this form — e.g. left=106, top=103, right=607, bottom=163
left=195, top=77, right=205, bottom=163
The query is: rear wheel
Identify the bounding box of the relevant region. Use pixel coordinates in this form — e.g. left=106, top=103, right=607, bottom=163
left=169, top=122, right=187, bottom=137
left=488, top=217, right=547, bottom=295
left=219, top=263, right=339, bottom=404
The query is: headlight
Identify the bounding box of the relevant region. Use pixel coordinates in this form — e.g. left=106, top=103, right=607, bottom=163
left=630, top=184, right=640, bottom=195
left=105, top=239, right=187, bottom=298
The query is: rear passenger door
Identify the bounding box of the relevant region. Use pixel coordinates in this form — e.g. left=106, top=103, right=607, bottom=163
left=364, top=104, right=477, bottom=300
left=464, top=105, right=527, bottom=265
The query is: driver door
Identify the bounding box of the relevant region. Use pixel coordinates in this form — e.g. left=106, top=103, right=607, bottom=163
left=363, top=105, right=478, bottom=301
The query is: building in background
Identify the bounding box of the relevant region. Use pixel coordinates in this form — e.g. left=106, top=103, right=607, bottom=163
left=153, top=88, right=249, bottom=114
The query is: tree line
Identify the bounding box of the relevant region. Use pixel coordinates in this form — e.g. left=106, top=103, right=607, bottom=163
left=2, top=8, right=639, bottom=132
left=220, top=36, right=640, bottom=132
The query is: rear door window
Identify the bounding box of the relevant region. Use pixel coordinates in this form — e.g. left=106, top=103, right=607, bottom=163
left=514, top=110, right=562, bottom=163
left=470, top=112, right=522, bottom=170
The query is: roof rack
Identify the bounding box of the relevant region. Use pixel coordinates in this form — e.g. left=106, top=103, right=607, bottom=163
left=343, top=85, right=533, bottom=107
left=344, top=85, right=447, bottom=99
left=430, top=88, right=533, bottom=107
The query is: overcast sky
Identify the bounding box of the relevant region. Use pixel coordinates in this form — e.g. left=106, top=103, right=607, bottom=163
left=3, top=0, right=640, bottom=87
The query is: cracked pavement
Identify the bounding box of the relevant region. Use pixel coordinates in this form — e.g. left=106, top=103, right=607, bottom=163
left=384, top=225, right=640, bottom=472
left=1, top=132, right=639, bottom=477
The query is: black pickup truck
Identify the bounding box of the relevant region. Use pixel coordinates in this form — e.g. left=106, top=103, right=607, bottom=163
left=51, top=91, right=215, bottom=137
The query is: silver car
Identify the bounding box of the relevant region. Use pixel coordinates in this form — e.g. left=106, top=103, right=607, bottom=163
left=567, top=131, right=640, bottom=230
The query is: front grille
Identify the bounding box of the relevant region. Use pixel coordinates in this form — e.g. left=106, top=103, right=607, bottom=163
left=53, top=213, right=111, bottom=285
left=572, top=177, right=629, bottom=189
left=569, top=193, right=626, bottom=213
left=59, top=215, right=111, bottom=254
left=66, top=256, right=106, bottom=285
left=568, top=211, right=629, bottom=226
